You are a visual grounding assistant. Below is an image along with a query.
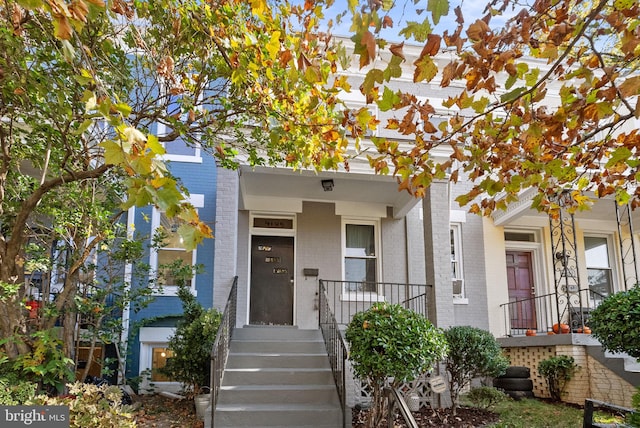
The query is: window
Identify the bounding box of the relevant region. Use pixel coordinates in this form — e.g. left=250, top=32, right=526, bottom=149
left=156, top=93, right=202, bottom=162
left=584, top=236, right=613, bottom=298
left=344, top=222, right=378, bottom=293
left=151, top=209, right=198, bottom=295
left=451, top=224, right=464, bottom=297
left=150, top=347, right=174, bottom=381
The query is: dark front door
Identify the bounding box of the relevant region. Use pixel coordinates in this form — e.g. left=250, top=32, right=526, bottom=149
left=250, top=236, right=294, bottom=325
left=506, top=251, right=536, bottom=329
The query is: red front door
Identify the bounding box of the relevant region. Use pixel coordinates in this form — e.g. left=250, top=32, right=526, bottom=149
left=506, top=251, right=536, bottom=330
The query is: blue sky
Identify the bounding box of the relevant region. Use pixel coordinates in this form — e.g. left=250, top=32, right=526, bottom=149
left=318, top=0, right=516, bottom=43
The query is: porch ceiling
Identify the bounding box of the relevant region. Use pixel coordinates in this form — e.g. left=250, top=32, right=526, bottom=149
left=238, top=166, right=420, bottom=219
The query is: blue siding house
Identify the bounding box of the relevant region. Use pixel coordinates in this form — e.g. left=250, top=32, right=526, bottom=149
left=124, top=141, right=218, bottom=393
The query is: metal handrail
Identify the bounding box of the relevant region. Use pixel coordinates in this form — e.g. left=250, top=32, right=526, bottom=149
left=210, top=276, right=238, bottom=428
left=320, top=279, right=432, bottom=326
left=319, top=280, right=348, bottom=428
left=499, top=287, right=606, bottom=336
left=385, top=387, right=419, bottom=428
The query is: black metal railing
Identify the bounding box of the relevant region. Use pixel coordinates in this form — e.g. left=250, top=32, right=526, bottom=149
left=583, top=398, right=634, bottom=427
left=319, top=280, right=348, bottom=428
left=500, top=288, right=607, bottom=336
left=320, top=280, right=431, bottom=326
left=210, top=276, right=238, bottom=428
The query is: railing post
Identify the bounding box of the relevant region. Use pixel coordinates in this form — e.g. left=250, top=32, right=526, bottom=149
left=583, top=399, right=595, bottom=428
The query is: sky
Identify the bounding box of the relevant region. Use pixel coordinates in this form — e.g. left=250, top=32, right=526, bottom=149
left=318, top=0, right=517, bottom=43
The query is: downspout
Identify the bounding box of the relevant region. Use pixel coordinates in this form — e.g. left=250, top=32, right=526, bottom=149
left=118, top=206, right=135, bottom=385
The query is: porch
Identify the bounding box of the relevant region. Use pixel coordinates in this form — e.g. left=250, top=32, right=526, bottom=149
left=499, top=288, right=606, bottom=336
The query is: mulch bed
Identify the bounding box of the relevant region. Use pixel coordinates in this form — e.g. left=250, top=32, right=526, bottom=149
left=135, top=394, right=203, bottom=428
left=353, top=406, right=499, bottom=427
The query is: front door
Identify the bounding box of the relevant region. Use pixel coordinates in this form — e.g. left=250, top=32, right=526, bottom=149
left=506, top=251, right=536, bottom=329
left=250, top=236, right=294, bottom=325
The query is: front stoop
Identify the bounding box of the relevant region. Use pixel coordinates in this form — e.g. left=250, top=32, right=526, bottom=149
left=210, top=326, right=343, bottom=428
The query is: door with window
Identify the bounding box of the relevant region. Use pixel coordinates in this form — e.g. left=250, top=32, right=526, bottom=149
left=249, top=236, right=294, bottom=325
left=506, top=251, right=536, bottom=329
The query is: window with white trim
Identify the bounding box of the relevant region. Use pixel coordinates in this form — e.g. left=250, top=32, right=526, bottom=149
left=150, top=210, right=197, bottom=295
left=156, top=93, right=202, bottom=162
left=343, top=221, right=379, bottom=293
left=584, top=236, right=613, bottom=298
left=150, top=347, right=174, bottom=381
left=451, top=223, right=464, bottom=297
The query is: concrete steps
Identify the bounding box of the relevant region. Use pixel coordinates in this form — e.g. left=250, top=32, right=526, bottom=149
left=210, top=326, right=343, bottom=428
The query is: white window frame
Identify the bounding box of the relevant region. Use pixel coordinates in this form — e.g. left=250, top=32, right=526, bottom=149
left=149, top=195, right=204, bottom=296
left=138, top=327, right=181, bottom=394
left=451, top=222, right=465, bottom=301
left=583, top=233, right=616, bottom=299
left=155, top=83, right=202, bottom=163
left=340, top=218, right=383, bottom=301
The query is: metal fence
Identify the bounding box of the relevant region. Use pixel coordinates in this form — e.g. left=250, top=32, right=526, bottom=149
left=499, top=288, right=606, bottom=336
left=210, top=276, right=238, bottom=428
left=318, top=280, right=348, bottom=428
left=319, top=280, right=432, bottom=326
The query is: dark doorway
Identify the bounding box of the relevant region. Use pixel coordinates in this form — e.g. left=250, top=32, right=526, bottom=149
left=506, top=251, right=536, bottom=329
left=250, top=236, right=294, bottom=325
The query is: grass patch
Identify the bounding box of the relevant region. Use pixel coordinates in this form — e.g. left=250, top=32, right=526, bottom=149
left=489, top=398, right=624, bottom=427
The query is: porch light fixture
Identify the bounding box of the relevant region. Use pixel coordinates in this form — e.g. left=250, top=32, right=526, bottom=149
left=321, top=179, right=334, bottom=191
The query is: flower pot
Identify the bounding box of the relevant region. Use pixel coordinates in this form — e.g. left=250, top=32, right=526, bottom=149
left=525, top=329, right=536, bottom=336
left=406, top=393, right=420, bottom=412
left=194, top=393, right=211, bottom=421
left=552, top=323, right=570, bottom=334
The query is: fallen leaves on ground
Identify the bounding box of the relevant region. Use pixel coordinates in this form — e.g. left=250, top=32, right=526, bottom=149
left=135, top=394, right=203, bottom=428
left=353, top=406, right=499, bottom=427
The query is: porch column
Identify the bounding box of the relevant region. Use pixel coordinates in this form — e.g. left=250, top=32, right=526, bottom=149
left=615, top=202, right=639, bottom=291
left=213, top=166, right=239, bottom=320
left=422, top=181, right=455, bottom=328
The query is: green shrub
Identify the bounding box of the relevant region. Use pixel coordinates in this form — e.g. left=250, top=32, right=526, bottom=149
left=464, top=386, right=509, bottom=409
left=443, top=326, right=509, bottom=415
left=589, top=286, right=640, bottom=359
left=161, top=285, right=221, bottom=397
left=29, top=382, right=135, bottom=428
left=626, top=387, right=640, bottom=427
left=0, top=329, right=74, bottom=395
left=537, top=355, right=578, bottom=401
left=0, top=377, right=38, bottom=404
left=345, top=302, right=447, bottom=428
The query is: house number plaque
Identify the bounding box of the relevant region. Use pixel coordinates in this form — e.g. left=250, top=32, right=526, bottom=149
left=273, top=268, right=288, bottom=274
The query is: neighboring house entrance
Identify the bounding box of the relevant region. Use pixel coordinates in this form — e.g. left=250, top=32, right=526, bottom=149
left=506, top=251, right=536, bottom=329
left=250, top=235, right=294, bottom=325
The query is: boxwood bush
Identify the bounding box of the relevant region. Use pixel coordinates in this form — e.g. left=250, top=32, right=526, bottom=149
left=346, top=302, right=447, bottom=427
left=444, top=326, right=509, bottom=415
